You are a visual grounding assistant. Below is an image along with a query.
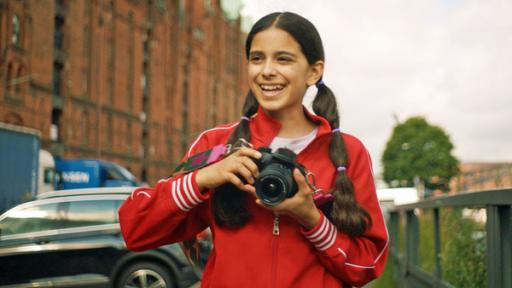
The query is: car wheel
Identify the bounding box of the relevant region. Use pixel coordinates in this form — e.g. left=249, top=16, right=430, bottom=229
left=117, top=261, right=175, bottom=288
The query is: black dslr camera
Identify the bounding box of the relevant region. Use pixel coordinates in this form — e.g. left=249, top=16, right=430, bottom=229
left=254, top=147, right=307, bottom=206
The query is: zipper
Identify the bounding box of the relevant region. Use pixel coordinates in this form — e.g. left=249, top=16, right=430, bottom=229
left=273, top=213, right=280, bottom=235
left=271, top=213, right=280, bottom=288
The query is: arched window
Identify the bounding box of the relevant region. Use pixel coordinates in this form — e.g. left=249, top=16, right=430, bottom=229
left=12, top=15, right=20, bottom=45
left=6, top=63, right=13, bottom=91
left=15, top=66, right=24, bottom=94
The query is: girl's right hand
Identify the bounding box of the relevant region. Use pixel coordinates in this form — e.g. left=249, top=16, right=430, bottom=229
left=195, top=147, right=262, bottom=193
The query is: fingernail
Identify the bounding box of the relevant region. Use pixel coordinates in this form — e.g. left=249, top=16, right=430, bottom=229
left=255, top=152, right=262, bottom=158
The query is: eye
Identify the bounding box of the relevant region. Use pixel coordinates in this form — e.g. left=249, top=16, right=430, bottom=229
left=277, top=56, right=293, bottom=63
left=249, top=54, right=263, bottom=63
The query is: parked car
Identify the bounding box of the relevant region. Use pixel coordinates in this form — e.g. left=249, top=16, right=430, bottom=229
left=0, top=187, right=208, bottom=288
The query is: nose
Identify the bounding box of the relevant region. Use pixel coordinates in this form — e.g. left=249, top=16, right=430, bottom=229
left=261, top=60, right=277, bottom=78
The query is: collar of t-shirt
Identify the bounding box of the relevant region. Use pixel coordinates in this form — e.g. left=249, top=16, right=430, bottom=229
left=268, top=128, right=318, bottom=155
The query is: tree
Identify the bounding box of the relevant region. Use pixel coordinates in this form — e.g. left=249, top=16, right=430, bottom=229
left=382, top=116, right=459, bottom=192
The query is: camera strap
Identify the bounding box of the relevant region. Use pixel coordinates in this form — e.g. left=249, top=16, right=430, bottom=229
left=172, top=139, right=253, bottom=176
left=304, top=171, right=334, bottom=206
left=172, top=144, right=231, bottom=176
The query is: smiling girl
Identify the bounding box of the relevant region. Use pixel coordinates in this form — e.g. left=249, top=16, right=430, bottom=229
left=119, top=12, right=388, bottom=287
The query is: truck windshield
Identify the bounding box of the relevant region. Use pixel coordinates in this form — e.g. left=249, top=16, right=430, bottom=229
left=106, top=164, right=138, bottom=184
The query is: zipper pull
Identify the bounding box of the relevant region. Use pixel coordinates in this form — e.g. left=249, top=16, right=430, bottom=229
left=273, top=214, right=280, bottom=236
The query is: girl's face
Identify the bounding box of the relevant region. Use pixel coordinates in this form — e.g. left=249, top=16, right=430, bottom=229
left=248, top=27, right=323, bottom=118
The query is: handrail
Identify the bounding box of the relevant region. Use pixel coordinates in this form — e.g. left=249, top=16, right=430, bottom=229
left=392, top=188, right=512, bottom=210
left=387, top=188, right=512, bottom=288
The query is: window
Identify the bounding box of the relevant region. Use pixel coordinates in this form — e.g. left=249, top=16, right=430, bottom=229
left=6, top=62, right=13, bottom=92
left=54, top=17, right=64, bottom=50
left=44, top=168, right=55, bottom=186
left=11, top=15, right=20, bottom=45
left=63, top=200, right=118, bottom=228
left=53, top=63, right=63, bottom=96
left=51, top=108, right=62, bottom=141
left=0, top=203, right=59, bottom=236
left=15, top=66, right=24, bottom=94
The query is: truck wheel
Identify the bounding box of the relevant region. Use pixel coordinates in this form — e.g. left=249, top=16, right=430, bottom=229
left=116, top=261, right=174, bottom=288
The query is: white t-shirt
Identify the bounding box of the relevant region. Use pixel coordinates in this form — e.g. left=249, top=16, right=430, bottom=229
left=269, top=128, right=318, bottom=155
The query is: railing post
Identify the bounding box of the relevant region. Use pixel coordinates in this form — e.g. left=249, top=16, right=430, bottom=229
left=486, top=205, right=511, bottom=288
left=389, top=211, right=403, bottom=286
left=433, top=208, right=442, bottom=287
left=406, top=210, right=419, bottom=287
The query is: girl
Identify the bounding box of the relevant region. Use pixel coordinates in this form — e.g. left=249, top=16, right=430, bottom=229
left=119, top=12, right=388, bottom=287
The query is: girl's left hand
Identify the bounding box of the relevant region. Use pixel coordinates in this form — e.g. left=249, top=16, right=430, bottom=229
left=247, top=168, right=322, bottom=230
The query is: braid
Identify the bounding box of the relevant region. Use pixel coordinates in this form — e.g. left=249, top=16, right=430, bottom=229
left=313, top=84, right=372, bottom=237
left=213, top=91, right=259, bottom=228
left=227, top=91, right=259, bottom=145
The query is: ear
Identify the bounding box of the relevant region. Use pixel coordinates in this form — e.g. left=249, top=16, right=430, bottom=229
left=307, top=60, right=324, bottom=86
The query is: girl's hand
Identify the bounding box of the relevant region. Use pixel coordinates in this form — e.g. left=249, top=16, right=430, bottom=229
left=195, top=147, right=262, bottom=194
left=249, top=168, right=321, bottom=230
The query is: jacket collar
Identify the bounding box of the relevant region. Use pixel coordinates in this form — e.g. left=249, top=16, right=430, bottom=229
left=249, top=106, right=333, bottom=147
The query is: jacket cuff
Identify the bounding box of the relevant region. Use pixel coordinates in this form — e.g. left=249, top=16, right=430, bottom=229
left=170, top=171, right=208, bottom=212
left=301, top=211, right=338, bottom=252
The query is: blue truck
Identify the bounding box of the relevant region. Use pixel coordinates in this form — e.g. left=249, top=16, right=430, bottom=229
left=0, top=122, right=41, bottom=213
left=55, top=159, right=140, bottom=190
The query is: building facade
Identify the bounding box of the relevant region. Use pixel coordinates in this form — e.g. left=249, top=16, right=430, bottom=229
left=1, top=0, right=248, bottom=185
left=450, top=162, right=512, bottom=193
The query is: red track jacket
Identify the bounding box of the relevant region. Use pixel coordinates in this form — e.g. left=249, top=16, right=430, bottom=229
left=119, top=107, right=388, bottom=287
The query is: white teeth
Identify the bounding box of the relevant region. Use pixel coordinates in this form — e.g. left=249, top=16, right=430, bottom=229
left=260, top=84, right=284, bottom=91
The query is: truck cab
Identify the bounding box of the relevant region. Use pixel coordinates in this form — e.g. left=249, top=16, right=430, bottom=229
left=38, top=150, right=55, bottom=193
left=55, top=160, right=139, bottom=190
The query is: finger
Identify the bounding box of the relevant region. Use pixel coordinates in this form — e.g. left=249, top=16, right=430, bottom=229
left=226, top=174, right=246, bottom=191
left=240, top=156, right=259, bottom=178
left=235, top=164, right=255, bottom=184
left=293, top=169, right=311, bottom=194
left=236, top=147, right=262, bottom=160
left=245, top=185, right=257, bottom=198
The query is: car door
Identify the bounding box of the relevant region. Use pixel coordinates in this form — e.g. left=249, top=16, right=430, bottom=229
left=47, top=198, right=126, bottom=278
left=0, top=201, right=64, bottom=284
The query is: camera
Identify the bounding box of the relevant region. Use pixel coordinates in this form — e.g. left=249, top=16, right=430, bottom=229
left=254, top=147, right=307, bottom=206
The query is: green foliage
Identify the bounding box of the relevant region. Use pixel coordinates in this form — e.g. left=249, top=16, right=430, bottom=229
left=370, top=257, right=395, bottom=288
left=382, top=116, right=459, bottom=191
left=418, top=210, right=435, bottom=273
left=440, top=208, right=487, bottom=288
left=378, top=208, right=486, bottom=288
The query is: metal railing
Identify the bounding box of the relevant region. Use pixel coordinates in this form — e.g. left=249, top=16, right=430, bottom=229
left=388, top=188, right=512, bottom=288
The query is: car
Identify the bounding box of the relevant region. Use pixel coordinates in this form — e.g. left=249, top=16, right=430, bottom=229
left=0, top=187, right=207, bottom=288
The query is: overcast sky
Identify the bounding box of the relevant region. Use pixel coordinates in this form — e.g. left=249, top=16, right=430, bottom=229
left=240, top=0, right=512, bottom=175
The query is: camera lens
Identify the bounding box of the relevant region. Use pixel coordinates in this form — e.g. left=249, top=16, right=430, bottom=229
left=261, top=177, right=284, bottom=198
left=255, top=163, right=294, bottom=206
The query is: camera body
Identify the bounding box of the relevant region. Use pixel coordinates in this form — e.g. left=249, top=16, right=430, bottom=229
left=254, top=147, right=307, bottom=206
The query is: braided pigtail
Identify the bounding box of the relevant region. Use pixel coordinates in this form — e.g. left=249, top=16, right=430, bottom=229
left=212, top=91, right=259, bottom=228
left=313, top=83, right=371, bottom=237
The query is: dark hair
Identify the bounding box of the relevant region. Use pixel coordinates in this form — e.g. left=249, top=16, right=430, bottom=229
left=213, top=12, right=371, bottom=236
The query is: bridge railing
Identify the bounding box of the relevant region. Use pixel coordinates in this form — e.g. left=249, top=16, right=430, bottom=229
left=387, top=188, right=512, bottom=288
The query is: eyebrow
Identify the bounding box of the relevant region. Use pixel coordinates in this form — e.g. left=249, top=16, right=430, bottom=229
left=249, top=50, right=297, bottom=58
left=275, top=51, right=297, bottom=58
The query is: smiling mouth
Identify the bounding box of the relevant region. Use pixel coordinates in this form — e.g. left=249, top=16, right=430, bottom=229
left=260, top=84, right=285, bottom=97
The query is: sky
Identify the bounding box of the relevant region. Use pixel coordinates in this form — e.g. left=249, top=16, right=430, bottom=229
left=240, top=0, right=512, bottom=176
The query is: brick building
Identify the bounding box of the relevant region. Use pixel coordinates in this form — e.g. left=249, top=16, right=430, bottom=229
left=1, top=0, right=248, bottom=185
left=449, top=162, right=512, bottom=193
